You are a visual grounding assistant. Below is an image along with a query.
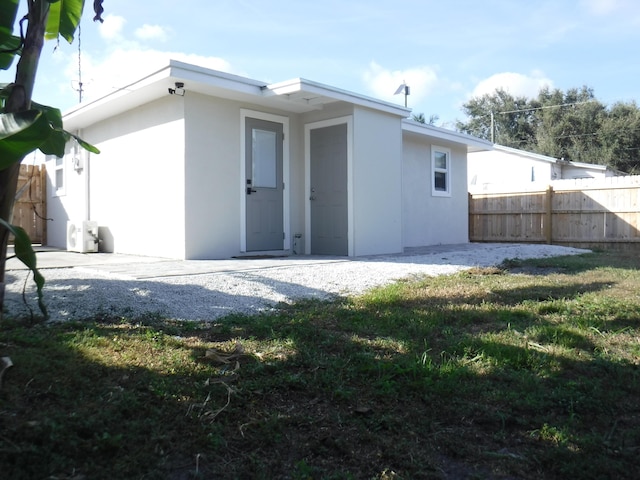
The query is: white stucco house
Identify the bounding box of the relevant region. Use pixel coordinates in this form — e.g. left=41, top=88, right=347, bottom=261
left=468, top=144, right=625, bottom=192
left=46, top=60, right=491, bottom=259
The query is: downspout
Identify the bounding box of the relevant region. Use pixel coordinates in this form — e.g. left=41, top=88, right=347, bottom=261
left=75, top=129, right=90, bottom=222
left=85, top=146, right=91, bottom=222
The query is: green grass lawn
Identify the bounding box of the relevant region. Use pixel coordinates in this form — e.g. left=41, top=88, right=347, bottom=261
left=1, top=251, right=639, bottom=479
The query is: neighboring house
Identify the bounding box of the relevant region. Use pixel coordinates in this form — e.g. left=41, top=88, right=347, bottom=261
left=468, top=144, right=625, bottom=191
left=46, top=60, right=491, bottom=259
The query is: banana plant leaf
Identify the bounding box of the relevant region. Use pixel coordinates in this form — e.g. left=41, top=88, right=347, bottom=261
left=45, top=0, right=85, bottom=44
left=0, top=218, right=47, bottom=318
left=0, top=0, right=20, bottom=70
left=0, top=110, right=50, bottom=169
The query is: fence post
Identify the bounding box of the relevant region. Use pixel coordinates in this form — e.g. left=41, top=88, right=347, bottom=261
left=468, top=192, right=473, bottom=242
left=40, top=164, right=47, bottom=245
left=545, top=185, right=553, bottom=244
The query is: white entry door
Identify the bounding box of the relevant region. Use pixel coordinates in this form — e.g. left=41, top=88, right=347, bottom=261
left=245, top=117, right=284, bottom=251
left=309, top=123, right=348, bottom=255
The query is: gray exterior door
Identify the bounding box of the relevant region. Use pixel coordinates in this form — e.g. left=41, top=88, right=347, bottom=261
left=245, top=117, right=284, bottom=251
left=310, top=123, right=348, bottom=255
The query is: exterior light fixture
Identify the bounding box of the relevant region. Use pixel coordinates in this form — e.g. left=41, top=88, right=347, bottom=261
left=168, top=82, right=185, bottom=96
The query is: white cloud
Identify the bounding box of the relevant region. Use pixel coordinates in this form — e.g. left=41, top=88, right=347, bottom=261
left=70, top=49, right=236, bottom=102
left=582, top=0, right=626, bottom=15
left=471, top=71, right=553, bottom=99
left=135, top=24, right=170, bottom=42
left=362, top=61, right=438, bottom=105
left=98, top=14, right=126, bottom=40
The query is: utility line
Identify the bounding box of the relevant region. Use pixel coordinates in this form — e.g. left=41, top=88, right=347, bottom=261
left=495, top=100, right=596, bottom=115
left=485, top=101, right=596, bottom=142
left=475, top=100, right=597, bottom=120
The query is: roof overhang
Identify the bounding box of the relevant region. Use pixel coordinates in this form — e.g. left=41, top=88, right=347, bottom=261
left=402, top=119, right=493, bottom=153
left=491, top=144, right=559, bottom=164
left=262, top=78, right=411, bottom=117
left=63, top=60, right=410, bottom=131
left=566, top=160, right=607, bottom=171
left=479, top=144, right=623, bottom=173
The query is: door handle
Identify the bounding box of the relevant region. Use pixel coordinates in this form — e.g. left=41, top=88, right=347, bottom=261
left=310, top=195, right=316, bottom=201
left=247, top=187, right=257, bottom=195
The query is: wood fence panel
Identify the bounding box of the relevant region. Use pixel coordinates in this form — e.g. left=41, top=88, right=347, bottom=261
left=469, top=191, right=547, bottom=243
left=11, top=164, right=47, bottom=244
left=469, top=176, right=640, bottom=249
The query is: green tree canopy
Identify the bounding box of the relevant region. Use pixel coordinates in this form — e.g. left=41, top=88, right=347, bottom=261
left=457, top=86, right=640, bottom=172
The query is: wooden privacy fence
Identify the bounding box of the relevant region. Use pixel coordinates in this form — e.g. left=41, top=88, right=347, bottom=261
left=469, top=176, right=640, bottom=250
left=11, top=164, right=47, bottom=244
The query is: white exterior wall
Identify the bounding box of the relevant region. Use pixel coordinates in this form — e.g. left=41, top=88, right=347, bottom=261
left=50, top=91, right=469, bottom=259
left=184, top=94, right=306, bottom=259
left=286, top=115, right=305, bottom=252
left=468, top=149, right=555, bottom=190
left=183, top=94, right=241, bottom=258
left=44, top=145, right=89, bottom=249
left=402, top=136, right=469, bottom=246
left=561, top=164, right=606, bottom=179
left=351, top=107, right=403, bottom=256
left=46, top=60, right=489, bottom=259
left=85, top=97, right=187, bottom=258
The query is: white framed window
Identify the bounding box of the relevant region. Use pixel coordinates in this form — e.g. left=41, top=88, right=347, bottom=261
left=48, top=154, right=66, bottom=197
left=431, top=146, right=451, bottom=197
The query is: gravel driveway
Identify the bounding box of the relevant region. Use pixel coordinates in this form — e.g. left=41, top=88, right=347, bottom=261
left=4, top=243, right=590, bottom=322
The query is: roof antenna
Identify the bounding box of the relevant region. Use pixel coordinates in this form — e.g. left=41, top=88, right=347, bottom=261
left=72, top=24, right=84, bottom=102
left=394, top=81, right=410, bottom=108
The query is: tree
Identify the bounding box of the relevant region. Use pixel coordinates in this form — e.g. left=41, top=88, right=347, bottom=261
left=412, top=112, right=426, bottom=124
left=598, top=101, right=640, bottom=173
left=0, top=0, right=103, bottom=319
left=534, top=86, right=606, bottom=164
left=457, top=85, right=640, bottom=172
left=411, top=112, right=440, bottom=125
left=457, top=88, right=536, bottom=147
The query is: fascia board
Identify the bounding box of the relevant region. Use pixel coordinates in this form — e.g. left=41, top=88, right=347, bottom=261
left=402, top=120, right=493, bottom=152
left=63, top=61, right=268, bottom=130
left=167, top=60, right=266, bottom=94
left=493, top=144, right=559, bottom=164
left=63, top=65, right=174, bottom=131
left=567, top=160, right=607, bottom=171
left=265, top=78, right=411, bottom=117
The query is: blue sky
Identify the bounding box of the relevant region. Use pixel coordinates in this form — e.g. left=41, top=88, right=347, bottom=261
left=3, top=0, right=640, bottom=128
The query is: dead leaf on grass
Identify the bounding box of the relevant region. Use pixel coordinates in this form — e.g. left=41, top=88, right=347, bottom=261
left=354, top=406, right=373, bottom=415
left=204, top=350, right=231, bottom=364
left=204, top=341, right=248, bottom=365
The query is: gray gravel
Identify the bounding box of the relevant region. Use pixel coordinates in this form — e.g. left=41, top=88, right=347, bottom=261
left=4, top=243, right=590, bottom=322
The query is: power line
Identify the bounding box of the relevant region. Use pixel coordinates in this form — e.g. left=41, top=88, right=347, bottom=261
left=484, top=101, right=596, bottom=142
left=496, top=100, right=596, bottom=115
left=473, top=100, right=597, bottom=121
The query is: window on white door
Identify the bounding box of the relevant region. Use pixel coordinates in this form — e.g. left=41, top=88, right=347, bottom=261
left=431, top=146, right=451, bottom=197
left=251, top=128, right=277, bottom=188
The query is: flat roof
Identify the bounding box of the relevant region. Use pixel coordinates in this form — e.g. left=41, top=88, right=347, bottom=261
left=64, top=60, right=411, bottom=130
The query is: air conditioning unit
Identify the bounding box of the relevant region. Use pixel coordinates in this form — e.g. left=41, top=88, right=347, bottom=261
left=67, top=221, right=99, bottom=253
